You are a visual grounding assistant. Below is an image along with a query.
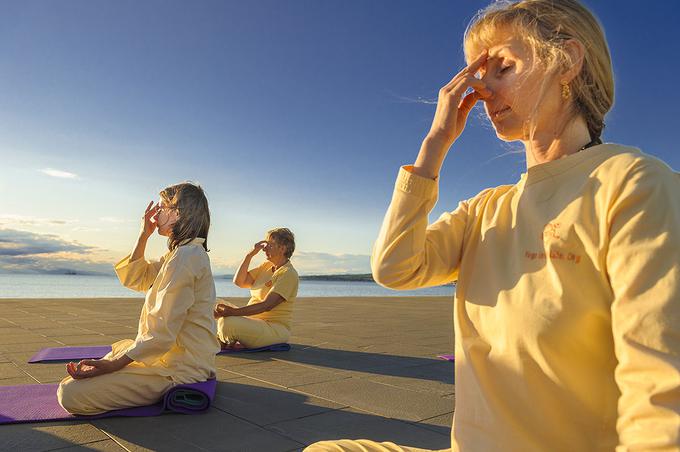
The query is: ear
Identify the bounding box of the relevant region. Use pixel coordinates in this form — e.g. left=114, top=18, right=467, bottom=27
left=561, top=39, right=586, bottom=83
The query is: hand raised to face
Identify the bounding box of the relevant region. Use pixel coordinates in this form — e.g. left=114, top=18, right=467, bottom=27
left=141, top=201, right=159, bottom=239
left=427, top=50, right=492, bottom=149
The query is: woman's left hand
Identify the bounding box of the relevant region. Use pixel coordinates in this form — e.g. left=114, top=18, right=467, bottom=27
left=66, top=358, right=124, bottom=379
left=214, top=303, right=237, bottom=318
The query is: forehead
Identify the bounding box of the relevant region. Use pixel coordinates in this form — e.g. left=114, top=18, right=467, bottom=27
left=466, top=28, right=529, bottom=64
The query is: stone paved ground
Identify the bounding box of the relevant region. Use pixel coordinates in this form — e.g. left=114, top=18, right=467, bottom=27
left=0, top=297, right=454, bottom=451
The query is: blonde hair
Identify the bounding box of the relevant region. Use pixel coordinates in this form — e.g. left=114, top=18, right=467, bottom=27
left=464, top=0, right=614, bottom=140
left=266, top=227, right=295, bottom=259
left=160, top=182, right=210, bottom=252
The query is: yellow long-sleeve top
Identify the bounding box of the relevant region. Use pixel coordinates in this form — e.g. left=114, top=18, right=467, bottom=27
left=372, top=144, right=680, bottom=451
left=113, top=238, right=220, bottom=383
left=246, top=261, right=299, bottom=330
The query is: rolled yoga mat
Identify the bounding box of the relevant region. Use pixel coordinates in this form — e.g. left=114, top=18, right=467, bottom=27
left=0, top=378, right=217, bottom=425
left=29, top=343, right=291, bottom=363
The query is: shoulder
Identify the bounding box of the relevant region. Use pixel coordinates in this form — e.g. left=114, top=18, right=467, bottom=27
left=594, top=144, right=678, bottom=192
left=166, top=243, right=209, bottom=276
left=274, top=263, right=299, bottom=281
left=462, top=184, right=516, bottom=213
left=595, top=143, right=675, bottom=175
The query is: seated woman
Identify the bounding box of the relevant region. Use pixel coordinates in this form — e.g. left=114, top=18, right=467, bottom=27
left=57, top=182, right=220, bottom=415
left=214, top=228, right=299, bottom=350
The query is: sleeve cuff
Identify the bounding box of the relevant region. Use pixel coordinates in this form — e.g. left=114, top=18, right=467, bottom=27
left=396, top=166, right=438, bottom=198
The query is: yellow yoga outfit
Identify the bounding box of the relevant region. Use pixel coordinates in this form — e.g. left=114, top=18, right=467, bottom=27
left=309, top=144, right=680, bottom=451
left=57, top=238, right=220, bottom=415
left=217, top=260, right=299, bottom=348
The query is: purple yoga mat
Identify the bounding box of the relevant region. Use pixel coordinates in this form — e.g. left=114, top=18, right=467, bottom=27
left=29, top=343, right=290, bottom=363
left=28, top=346, right=112, bottom=363
left=217, top=342, right=291, bottom=354
left=0, top=378, right=216, bottom=425
left=438, top=354, right=455, bottom=362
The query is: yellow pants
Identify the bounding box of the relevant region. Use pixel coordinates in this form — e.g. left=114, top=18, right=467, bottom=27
left=304, top=439, right=449, bottom=452
left=57, top=371, right=174, bottom=415
left=217, top=316, right=290, bottom=348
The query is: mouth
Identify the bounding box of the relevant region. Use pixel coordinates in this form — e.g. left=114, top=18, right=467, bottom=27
left=490, top=106, right=511, bottom=120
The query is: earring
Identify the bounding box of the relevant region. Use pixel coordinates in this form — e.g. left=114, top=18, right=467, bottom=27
left=561, top=81, right=571, bottom=100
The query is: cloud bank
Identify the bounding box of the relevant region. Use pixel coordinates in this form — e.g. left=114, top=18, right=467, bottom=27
left=0, top=228, right=112, bottom=275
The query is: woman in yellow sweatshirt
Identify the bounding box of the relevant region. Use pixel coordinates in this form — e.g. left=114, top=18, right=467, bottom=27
left=307, top=1, right=679, bottom=451
left=57, top=182, right=220, bottom=415
left=214, top=228, right=299, bottom=349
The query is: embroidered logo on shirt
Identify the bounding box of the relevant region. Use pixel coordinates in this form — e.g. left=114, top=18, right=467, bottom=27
left=525, top=222, right=582, bottom=264
left=541, top=222, right=561, bottom=240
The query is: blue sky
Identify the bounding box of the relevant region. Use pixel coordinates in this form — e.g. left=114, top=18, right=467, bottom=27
left=1, top=1, right=678, bottom=275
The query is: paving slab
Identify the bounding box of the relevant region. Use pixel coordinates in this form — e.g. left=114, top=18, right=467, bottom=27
left=266, top=407, right=450, bottom=450
left=0, top=296, right=455, bottom=451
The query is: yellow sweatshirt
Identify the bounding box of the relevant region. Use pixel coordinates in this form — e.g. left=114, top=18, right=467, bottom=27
left=372, top=144, right=680, bottom=451
left=113, top=238, right=220, bottom=384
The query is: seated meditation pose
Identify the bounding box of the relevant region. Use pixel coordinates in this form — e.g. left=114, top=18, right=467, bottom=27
left=307, top=0, right=680, bottom=451
left=214, top=228, right=299, bottom=350
left=58, top=182, right=220, bottom=415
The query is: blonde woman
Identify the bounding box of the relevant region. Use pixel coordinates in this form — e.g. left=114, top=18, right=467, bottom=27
left=214, top=228, right=299, bottom=349
left=58, top=182, right=220, bottom=415
left=307, top=0, right=679, bottom=451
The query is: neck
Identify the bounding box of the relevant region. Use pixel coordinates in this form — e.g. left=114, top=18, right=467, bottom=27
left=270, top=257, right=288, bottom=269
left=521, top=116, right=592, bottom=168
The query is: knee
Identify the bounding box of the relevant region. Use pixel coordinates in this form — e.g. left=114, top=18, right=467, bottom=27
left=218, top=316, right=240, bottom=335
left=57, top=378, right=91, bottom=415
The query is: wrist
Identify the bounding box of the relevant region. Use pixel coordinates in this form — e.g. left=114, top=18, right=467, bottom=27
left=422, top=134, right=452, bottom=154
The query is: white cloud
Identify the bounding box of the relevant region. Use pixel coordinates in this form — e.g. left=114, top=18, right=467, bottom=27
left=291, top=251, right=371, bottom=275
left=98, top=217, right=134, bottom=224
left=0, top=215, right=76, bottom=226
left=0, top=228, right=114, bottom=275
left=40, top=168, right=78, bottom=179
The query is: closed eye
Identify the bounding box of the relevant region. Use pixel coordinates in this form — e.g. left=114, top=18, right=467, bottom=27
left=499, top=65, right=513, bottom=75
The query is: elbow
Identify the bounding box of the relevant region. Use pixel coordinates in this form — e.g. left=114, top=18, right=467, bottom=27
left=371, top=262, right=412, bottom=290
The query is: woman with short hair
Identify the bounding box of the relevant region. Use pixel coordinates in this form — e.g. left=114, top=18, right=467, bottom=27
left=214, top=227, right=299, bottom=349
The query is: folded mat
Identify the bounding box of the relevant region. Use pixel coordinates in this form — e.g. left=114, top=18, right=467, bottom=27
left=438, top=354, right=455, bottom=362
left=29, top=343, right=291, bottom=363
left=0, top=378, right=216, bottom=425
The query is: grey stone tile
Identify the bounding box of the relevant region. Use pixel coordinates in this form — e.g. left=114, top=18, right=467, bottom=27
left=219, top=359, right=351, bottom=388
left=267, top=407, right=450, bottom=450
left=0, top=422, right=108, bottom=451
left=0, top=339, right=63, bottom=353
left=213, top=377, right=344, bottom=426
left=0, top=362, right=27, bottom=380
left=293, top=378, right=453, bottom=422
left=93, top=409, right=302, bottom=452
left=50, top=439, right=128, bottom=451
left=361, top=362, right=454, bottom=395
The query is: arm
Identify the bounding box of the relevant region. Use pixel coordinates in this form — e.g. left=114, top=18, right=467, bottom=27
left=371, top=167, right=469, bottom=289
left=233, top=241, right=267, bottom=288
left=607, top=161, right=680, bottom=450
left=114, top=202, right=163, bottom=292
left=215, top=292, right=285, bottom=317
left=371, top=51, right=490, bottom=289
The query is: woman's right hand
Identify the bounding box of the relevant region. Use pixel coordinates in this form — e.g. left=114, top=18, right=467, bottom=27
left=247, top=240, right=268, bottom=258
left=140, top=201, right=159, bottom=239
left=426, top=50, right=491, bottom=152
